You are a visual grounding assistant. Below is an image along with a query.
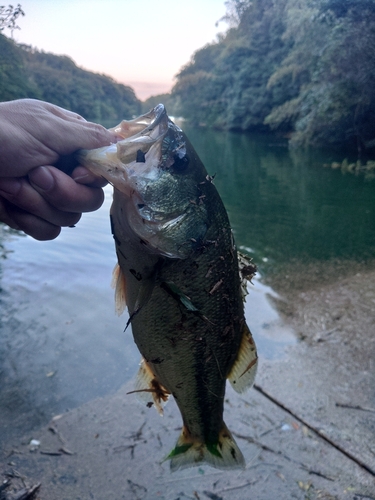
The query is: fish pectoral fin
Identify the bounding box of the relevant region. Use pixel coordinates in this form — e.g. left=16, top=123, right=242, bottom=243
left=167, top=423, right=245, bottom=472
left=111, top=263, right=127, bottom=316
left=160, top=281, right=200, bottom=312
left=124, top=275, right=156, bottom=330
left=228, top=322, right=258, bottom=393
left=134, top=276, right=155, bottom=311
left=128, top=358, right=170, bottom=415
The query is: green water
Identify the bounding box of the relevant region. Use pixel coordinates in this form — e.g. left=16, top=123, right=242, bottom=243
left=184, top=126, right=375, bottom=273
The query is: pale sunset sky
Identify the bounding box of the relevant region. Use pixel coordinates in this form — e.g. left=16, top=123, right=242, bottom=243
left=11, top=0, right=228, bottom=100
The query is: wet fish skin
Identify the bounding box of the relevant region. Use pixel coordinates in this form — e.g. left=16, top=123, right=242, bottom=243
left=79, top=105, right=258, bottom=471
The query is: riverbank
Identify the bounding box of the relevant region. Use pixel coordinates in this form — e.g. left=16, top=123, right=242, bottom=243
left=1, top=258, right=375, bottom=499
left=264, top=257, right=375, bottom=345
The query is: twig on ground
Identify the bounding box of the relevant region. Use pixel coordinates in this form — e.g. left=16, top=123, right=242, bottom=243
left=335, top=403, right=375, bottom=413
left=11, top=483, right=41, bottom=500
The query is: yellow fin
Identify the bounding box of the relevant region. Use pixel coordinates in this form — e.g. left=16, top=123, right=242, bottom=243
left=228, top=322, right=258, bottom=393
left=128, top=358, right=170, bottom=415
left=168, top=423, right=245, bottom=472
left=111, top=263, right=127, bottom=316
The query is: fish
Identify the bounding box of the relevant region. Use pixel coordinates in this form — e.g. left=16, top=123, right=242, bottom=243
left=79, top=104, right=258, bottom=471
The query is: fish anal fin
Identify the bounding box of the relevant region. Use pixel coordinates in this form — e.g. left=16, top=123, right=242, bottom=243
left=168, top=423, right=245, bottom=472
left=129, top=358, right=170, bottom=415
left=228, top=322, right=258, bottom=393
left=111, top=263, right=127, bottom=316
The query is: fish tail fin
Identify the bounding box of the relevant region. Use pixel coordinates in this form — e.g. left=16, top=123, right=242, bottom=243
left=167, top=423, right=245, bottom=472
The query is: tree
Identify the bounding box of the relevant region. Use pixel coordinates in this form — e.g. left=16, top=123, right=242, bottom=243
left=172, top=0, right=289, bottom=131
left=0, top=35, right=141, bottom=120
left=265, top=0, right=375, bottom=150
left=171, top=0, right=375, bottom=151
left=218, top=0, right=252, bottom=27
left=0, top=4, right=24, bottom=37
left=0, top=33, right=39, bottom=101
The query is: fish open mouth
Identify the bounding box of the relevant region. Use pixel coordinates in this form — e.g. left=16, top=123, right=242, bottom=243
left=111, top=103, right=168, bottom=140
left=79, top=104, right=170, bottom=189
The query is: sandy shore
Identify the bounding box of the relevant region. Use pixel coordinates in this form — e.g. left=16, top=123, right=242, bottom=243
left=264, top=257, right=375, bottom=341
left=1, top=258, right=375, bottom=499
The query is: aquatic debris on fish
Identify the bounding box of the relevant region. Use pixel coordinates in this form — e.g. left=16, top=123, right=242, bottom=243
left=79, top=105, right=258, bottom=471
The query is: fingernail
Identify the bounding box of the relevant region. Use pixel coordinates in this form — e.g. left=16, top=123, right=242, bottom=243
left=29, top=166, right=54, bottom=191
left=0, top=178, right=21, bottom=196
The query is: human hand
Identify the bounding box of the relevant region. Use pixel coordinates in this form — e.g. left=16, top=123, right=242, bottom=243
left=0, top=99, right=117, bottom=240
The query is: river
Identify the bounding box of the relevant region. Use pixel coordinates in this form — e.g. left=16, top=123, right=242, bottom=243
left=1, top=126, right=374, bottom=446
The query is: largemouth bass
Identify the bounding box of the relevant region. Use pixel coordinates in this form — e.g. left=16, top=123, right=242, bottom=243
left=80, top=105, right=258, bottom=471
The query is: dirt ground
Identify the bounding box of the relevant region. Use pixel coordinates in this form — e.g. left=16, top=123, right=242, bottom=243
left=1, top=259, right=375, bottom=499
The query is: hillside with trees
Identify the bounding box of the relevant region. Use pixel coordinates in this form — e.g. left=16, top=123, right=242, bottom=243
left=171, top=0, right=375, bottom=152
left=2, top=1, right=375, bottom=151
left=0, top=33, right=141, bottom=122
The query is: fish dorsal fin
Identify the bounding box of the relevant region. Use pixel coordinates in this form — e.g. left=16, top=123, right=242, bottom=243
left=128, top=358, right=170, bottom=415
left=111, top=263, right=127, bottom=316
left=228, top=322, right=258, bottom=393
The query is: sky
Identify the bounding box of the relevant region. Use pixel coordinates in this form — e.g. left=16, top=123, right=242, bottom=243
left=11, top=0, right=228, bottom=101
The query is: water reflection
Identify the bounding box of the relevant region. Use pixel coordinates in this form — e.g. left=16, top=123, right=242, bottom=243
left=244, top=274, right=296, bottom=359
left=184, top=127, right=375, bottom=274
left=0, top=190, right=140, bottom=446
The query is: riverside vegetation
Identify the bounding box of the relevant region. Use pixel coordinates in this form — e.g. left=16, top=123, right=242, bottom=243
left=146, top=0, right=375, bottom=158
left=0, top=6, right=141, bottom=123
left=2, top=1, right=375, bottom=160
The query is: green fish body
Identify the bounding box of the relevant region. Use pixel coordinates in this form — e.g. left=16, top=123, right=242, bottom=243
left=80, top=105, right=258, bottom=471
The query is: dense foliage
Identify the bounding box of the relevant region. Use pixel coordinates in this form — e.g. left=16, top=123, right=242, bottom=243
left=171, top=0, right=375, bottom=151
left=0, top=34, right=141, bottom=122
left=0, top=33, right=38, bottom=100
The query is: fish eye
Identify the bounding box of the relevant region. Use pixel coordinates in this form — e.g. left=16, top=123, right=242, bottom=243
left=172, top=153, right=189, bottom=172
